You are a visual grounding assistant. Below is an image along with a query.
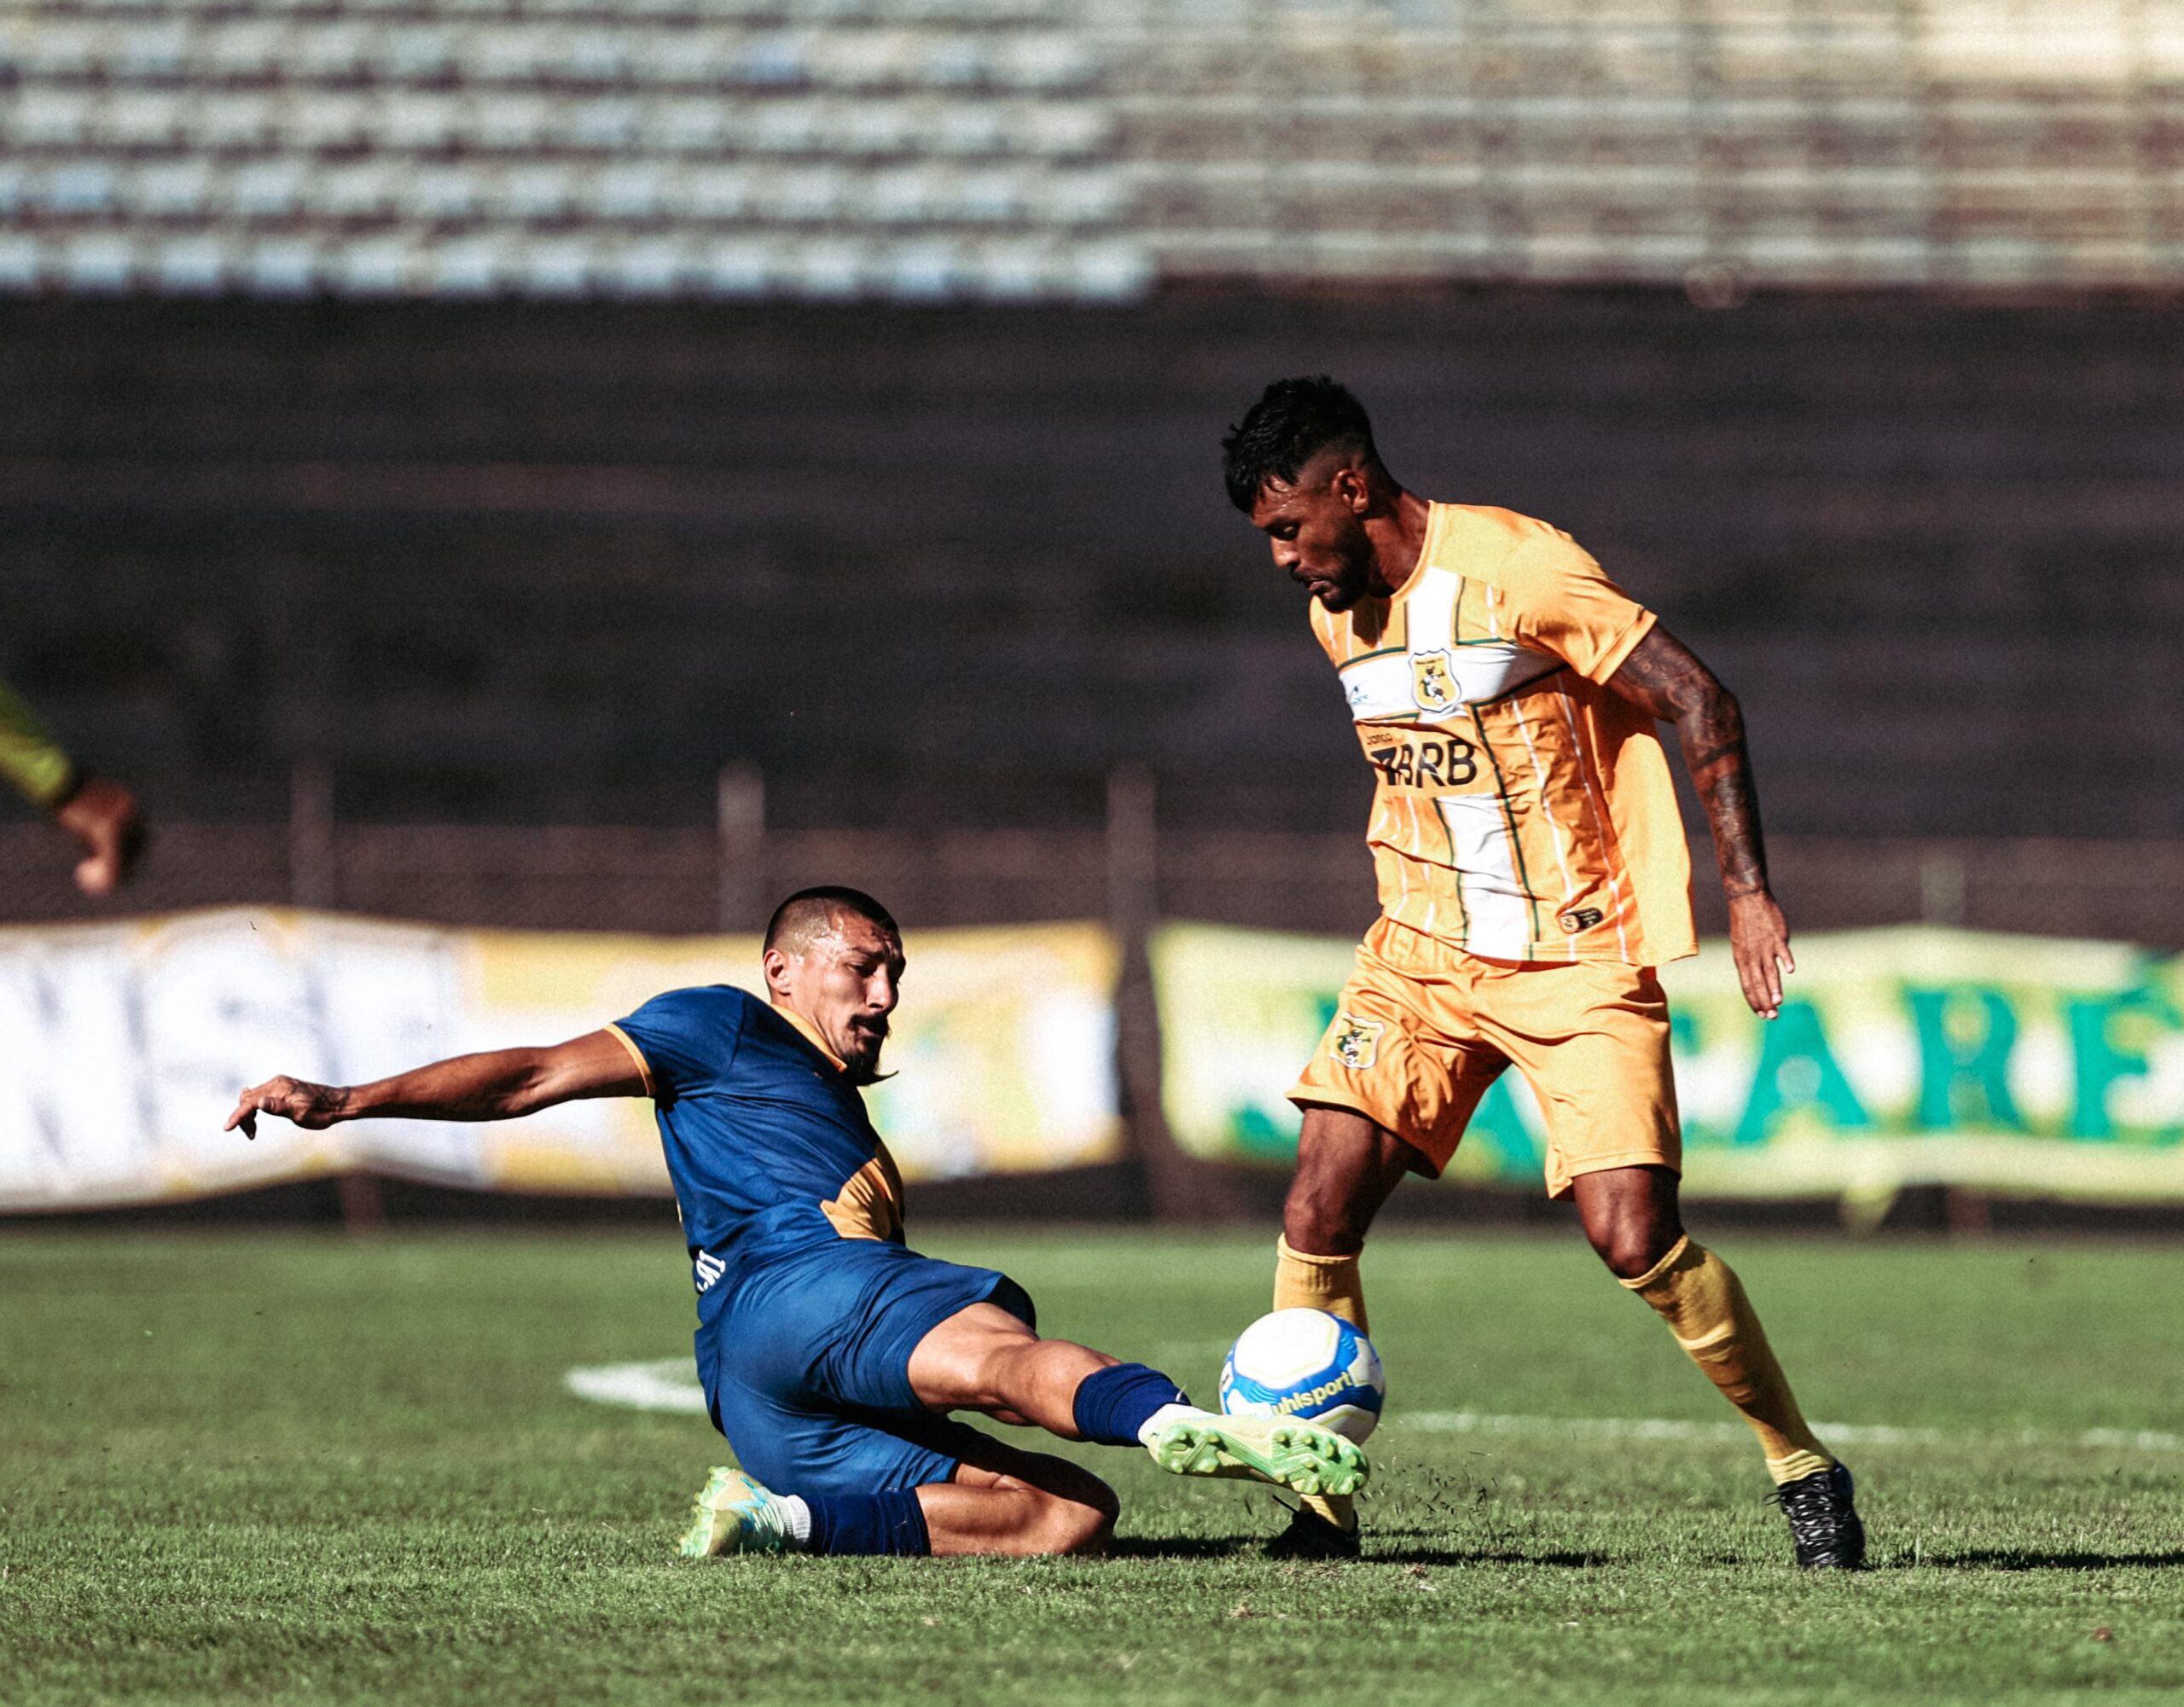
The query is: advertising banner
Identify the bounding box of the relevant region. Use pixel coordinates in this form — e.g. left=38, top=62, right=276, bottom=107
left=1153, top=922, right=2184, bottom=1206
left=0, top=909, right=1123, bottom=1211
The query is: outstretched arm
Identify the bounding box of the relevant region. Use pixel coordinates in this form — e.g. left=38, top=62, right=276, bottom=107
left=1606, top=624, right=1792, bottom=1019
left=225, top=1029, right=647, bottom=1138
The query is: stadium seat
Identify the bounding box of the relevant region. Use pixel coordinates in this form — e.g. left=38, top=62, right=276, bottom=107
left=566, top=98, right=644, bottom=149
left=373, top=25, right=458, bottom=81
left=61, top=233, right=136, bottom=293
left=227, top=159, right=308, bottom=220
left=429, top=232, right=520, bottom=294
left=664, top=162, right=758, bottom=219
left=325, top=234, right=420, bottom=296
left=41, top=162, right=122, bottom=218
left=600, top=236, right=694, bottom=296
left=0, top=234, right=38, bottom=290
left=147, top=232, right=233, bottom=293
left=189, top=92, right=277, bottom=151
left=694, top=235, right=781, bottom=295
left=241, top=237, right=319, bottom=296
left=865, top=165, right=944, bottom=224
left=588, top=163, right=667, bottom=219
left=399, top=166, right=484, bottom=222
left=10, top=90, right=95, bottom=149
left=280, top=93, right=373, bottom=153
left=128, top=159, right=216, bottom=218
left=380, top=91, right=464, bottom=151
left=95, top=90, right=186, bottom=150
left=488, top=164, right=577, bottom=220
left=518, top=237, right=596, bottom=296
left=646, top=98, right=732, bottom=153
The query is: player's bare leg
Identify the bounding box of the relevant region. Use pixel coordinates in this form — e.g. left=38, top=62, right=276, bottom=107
left=1285, top=1105, right=1418, bottom=1260
left=907, top=1302, right=1116, bottom=1433
left=1576, top=1164, right=1864, bottom=1568
left=1268, top=1105, right=1415, bottom=1556
left=680, top=1449, right=1117, bottom=1560
left=915, top=1439, right=1119, bottom=1557
left=909, top=1301, right=1367, bottom=1498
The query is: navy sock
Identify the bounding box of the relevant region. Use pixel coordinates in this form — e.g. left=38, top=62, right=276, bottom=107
left=803, top=1489, right=932, bottom=1557
left=1072, top=1362, right=1189, bottom=1448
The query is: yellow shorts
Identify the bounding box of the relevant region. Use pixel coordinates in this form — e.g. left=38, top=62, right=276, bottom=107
left=1288, top=915, right=1682, bottom=1199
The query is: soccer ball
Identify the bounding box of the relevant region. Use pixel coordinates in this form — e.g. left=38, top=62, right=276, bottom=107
left=1218, top=1308, right=1385, bottom=1444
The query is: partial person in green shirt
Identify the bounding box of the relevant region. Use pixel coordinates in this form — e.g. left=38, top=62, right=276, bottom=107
left=0, top=673, right=145, bottom=897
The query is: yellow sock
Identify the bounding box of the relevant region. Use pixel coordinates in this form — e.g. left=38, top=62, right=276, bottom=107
left=1274, top=1235, right=1368, bottom=1532
left=1621, top=1235, right=1833, bottom=1485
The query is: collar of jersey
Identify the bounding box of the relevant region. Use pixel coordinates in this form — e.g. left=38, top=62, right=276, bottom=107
left=1391, top=501, right=1451, bottom=609
left=769, top=1002, right=848, bottom=1072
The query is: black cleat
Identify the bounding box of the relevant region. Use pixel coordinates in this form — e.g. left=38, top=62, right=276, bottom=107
left=1774, top=1462, right=1866, bottom=1570
left=1264, top=1506, right=1362, bottom=1561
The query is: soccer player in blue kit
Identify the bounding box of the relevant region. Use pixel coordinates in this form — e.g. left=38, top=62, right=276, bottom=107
left=228, top=885, right=1368, bottom=1559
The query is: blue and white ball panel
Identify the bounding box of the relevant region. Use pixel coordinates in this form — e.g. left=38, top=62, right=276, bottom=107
left=1218, top=1307, right=1386, bottom=1445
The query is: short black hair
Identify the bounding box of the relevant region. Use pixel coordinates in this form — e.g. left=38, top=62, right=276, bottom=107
left=1221, top=375, right=1379, bottom=513
left=763, top=885, right=899, bottom=956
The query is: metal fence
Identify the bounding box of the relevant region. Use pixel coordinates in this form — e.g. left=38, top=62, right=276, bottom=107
left=3, top=768, right=2181, bottom=949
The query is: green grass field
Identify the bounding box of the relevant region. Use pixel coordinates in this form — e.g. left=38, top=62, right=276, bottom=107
left=3, top=1226, right=2181, bottom=1705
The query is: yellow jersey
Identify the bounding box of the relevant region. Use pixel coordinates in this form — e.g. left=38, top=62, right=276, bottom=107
left=1310, top=502, right=1696, bottom=967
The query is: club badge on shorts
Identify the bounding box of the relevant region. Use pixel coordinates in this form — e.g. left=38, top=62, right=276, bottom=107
left=1411, top=649, right=1459, bottom=715
left=1328, top=1013, right=1384, bottom=1071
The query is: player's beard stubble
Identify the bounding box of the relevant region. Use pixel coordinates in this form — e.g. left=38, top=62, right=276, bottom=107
left=841, top=1019, right=890, bottom=1085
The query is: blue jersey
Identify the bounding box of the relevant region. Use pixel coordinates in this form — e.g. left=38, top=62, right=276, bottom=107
left=607, top=985, right=906, bottom=1323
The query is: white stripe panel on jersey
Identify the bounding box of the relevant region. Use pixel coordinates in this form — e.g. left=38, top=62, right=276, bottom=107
left=1407, top=566, right=1461, bottom=651
left=1435, top=793, right=1532, bottom=958
left=1340, top=642, right=1561, bottom=721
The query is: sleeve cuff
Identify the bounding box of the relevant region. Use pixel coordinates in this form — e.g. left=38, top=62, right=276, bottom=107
left=1587, top=606, right=1657, bottom=685
left=602, top=1023, right=656, bottom=1099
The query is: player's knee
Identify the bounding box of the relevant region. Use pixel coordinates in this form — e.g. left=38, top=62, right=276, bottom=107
left=1283, top=1172, right=1369, bottom=1256
left=1589, top=1217, right=1676, bottom=1280
left=1044, top=1488, right=1118, bottom=1557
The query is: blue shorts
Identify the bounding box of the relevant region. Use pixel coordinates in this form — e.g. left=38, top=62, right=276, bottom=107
left=696, top=1239, right=1037, bottom=1499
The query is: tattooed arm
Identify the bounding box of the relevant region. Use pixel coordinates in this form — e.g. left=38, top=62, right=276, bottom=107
left=1606, top=625, right=1793, bottom=1019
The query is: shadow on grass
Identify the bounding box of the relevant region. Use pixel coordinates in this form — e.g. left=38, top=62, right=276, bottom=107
left=1109, top=1535, right=1611, bottom=1567
left=1915, top=1549, right=2184, bottom=1571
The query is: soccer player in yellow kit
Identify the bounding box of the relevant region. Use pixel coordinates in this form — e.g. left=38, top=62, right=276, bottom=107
left=1223, top=376, right=1864, bottom=1569
left=0, top=671, right=144, bottom=896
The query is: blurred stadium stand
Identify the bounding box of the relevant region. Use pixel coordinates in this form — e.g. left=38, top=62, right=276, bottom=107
left=0, top=0, right=2179, bottom=299
left=2, top=1, right=2181, bottom=938
left=2, top=292, right=2181, bottom=859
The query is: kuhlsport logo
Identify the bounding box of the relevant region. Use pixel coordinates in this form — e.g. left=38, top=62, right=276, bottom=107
left=1270, top=1373, right=1360, bottom=1414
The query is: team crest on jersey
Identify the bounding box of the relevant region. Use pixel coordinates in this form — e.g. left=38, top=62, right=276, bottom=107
left=1328, top=1013, right=1384, bottom=1071
left=1411, top=649, right=1459, bottom=714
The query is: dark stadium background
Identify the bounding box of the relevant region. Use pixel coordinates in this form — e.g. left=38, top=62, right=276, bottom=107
left=3, top=0, right=2180, bottom=1228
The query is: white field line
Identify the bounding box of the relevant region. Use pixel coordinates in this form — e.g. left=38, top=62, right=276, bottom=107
left=566, top=1359, right=708, bottom=1414
left=566, top=1360, right=2181, bottom=1454
left=1399, top=1412, right=2183, bottom=1453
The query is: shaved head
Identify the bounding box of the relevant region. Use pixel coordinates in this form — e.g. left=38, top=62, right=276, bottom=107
left=763, top=886, right=900, bottom=960
left=761, top=887, right=903, bottom=1083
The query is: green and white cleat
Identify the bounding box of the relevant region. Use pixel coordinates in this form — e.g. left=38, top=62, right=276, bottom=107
left=1146, top=1411, right=1369, bottom=1500
left=677, top=1466, right=790, bottom=1559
